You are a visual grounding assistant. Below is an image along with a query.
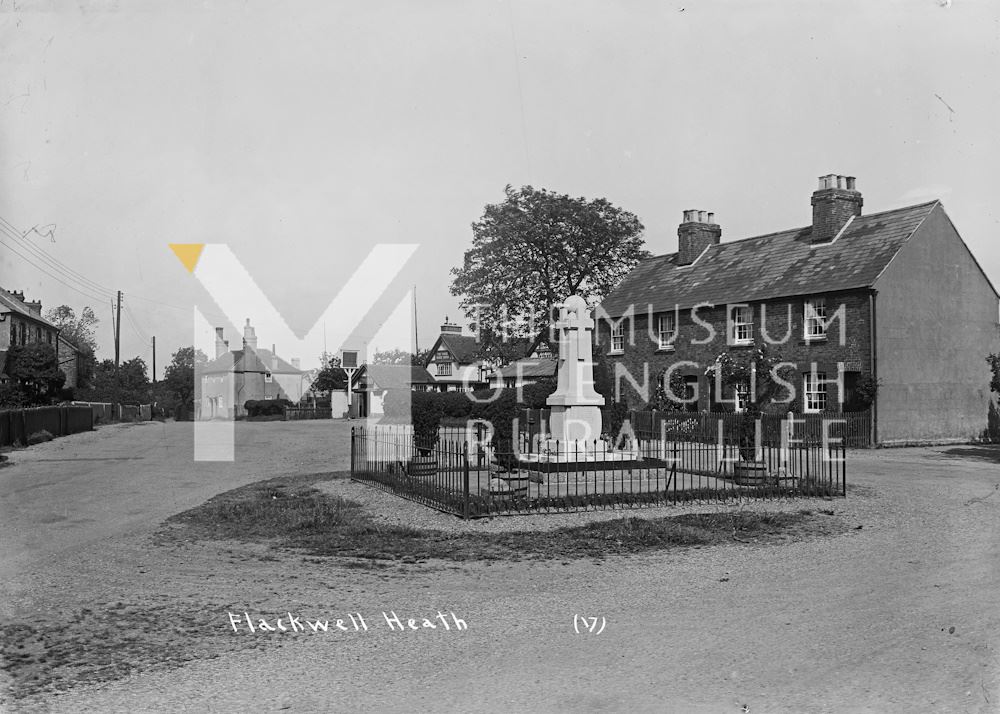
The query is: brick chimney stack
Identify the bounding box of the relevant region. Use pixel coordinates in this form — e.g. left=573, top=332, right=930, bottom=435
left=24, top=299, right=42, bottom=316
left=215, top=327, right=227, bottom=358
left=440, top=317, right=462, bottom=336
left=243, top=319, right=258, bottom=351
left=811, top=174, right=862, bottom=243
left=677, top=210, right=721, bottom=266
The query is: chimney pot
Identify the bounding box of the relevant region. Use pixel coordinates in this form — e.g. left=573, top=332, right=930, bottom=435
left=440, top=318, right=463, bottom=336
left=215, top=327, right=227, bottom=358
left=811, top=173, right=863, bottom=243
left=243, top=319, right=258, bottom=350
left=677, top=209, right=721, bottom=265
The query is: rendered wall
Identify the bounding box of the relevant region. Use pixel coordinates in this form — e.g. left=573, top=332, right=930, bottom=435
left=874, top=205, right=1000, bottom=443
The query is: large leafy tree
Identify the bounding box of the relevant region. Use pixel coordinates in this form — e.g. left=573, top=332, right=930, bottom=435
left=3, top=343, right=66, bottom=405
left=159, top=347, right=207, bottom=414
left=45, top=305, right=99, bottom=388
left=451, top=185, right=647, bottom=362
left=310, top=353, right=348, bottom=393
left=118, top=357, right=151, bottom=404
left=370, top=348, right=430, bottom=366
left=79, top=357, right=151, bottom=404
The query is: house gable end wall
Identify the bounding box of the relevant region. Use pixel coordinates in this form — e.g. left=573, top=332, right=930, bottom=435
left=873, top=204, right=1000, bottom=442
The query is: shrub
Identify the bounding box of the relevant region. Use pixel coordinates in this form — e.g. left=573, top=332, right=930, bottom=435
left=605, top=398, right=629, bottom=443
left=243, top=399, right=293, bottom=417
left=27, top=430, right=54, bottom=445
left=519, top=379, right=557, bottom=409
left=383, top=387, right=520, bottom=458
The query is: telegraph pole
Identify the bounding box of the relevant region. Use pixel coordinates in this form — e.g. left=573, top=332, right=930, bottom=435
left=114, top=290, right=122, bottom=410
left=114, top=290, right=122, bottom=375
left=413, top=284, right=419, bottom=355
left=151, top=336, right=156, bottom=384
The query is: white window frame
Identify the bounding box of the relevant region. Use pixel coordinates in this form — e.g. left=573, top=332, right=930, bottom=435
left=804, top=372, right=827, bottom=413
left=731, top=306, right=753, bottom=345
left=734, top=381, right=751, bottom=413
left=610, top=323, right=625, bottom=353
left=264, top=371, right=273, bottom=383
left=436, top=362, right=452, bottom=377
left=804, top=299, right=828, bottom=340
left=657, top=314, right=676, bottom=350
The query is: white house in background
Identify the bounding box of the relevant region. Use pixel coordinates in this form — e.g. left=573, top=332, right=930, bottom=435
left=199, top=319, right=307, bottom=419
left=350, top=363, right=437, bottom=418
left=422, top=318, right=492, bottom=391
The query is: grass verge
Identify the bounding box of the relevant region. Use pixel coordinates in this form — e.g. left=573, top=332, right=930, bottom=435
left=161, top=473, right=844, bottom=561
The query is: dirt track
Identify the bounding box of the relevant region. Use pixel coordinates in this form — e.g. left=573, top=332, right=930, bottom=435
left=1, top=421, right=998, bottom=713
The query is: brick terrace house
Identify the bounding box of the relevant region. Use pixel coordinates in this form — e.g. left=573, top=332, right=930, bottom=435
left=596, top=175, right=1000, bottom=445
left=199, top=319, right=307, bottom=418
left=0, top=288, right=81, bottom=389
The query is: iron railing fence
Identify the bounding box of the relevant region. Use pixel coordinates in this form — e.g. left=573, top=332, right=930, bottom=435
left=284, top=406, right=331, bottom=420
left=516, top=407, right=872, bottom=449
left=351, top=425, right=846, bottom=519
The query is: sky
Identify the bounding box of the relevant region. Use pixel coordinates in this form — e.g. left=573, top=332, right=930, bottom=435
left=1, top=0, right=998, bottom=377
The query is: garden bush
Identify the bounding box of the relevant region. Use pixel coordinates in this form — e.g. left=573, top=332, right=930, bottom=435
left=243, top=399, right=293, bottom=418
left=27, top=430, right=54, bottom=445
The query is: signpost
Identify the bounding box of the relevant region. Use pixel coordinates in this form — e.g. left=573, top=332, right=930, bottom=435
left=342, top=349, right=359, bottom=419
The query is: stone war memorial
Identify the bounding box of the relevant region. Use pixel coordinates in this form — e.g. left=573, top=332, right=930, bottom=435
left=518, top=295, right=640, bottom=469
left=352, top=298, right=846, bottom=515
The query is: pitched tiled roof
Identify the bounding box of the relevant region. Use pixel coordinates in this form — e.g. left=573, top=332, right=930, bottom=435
left=494, top=357, right=558, bottom=379
left=434, top=334, right=482, bottom=364
left=353, top=364, right=436, bottom=390
left=599, top=201, right=939, bottom=316
left=201, top=347, right=303, bottom=375
left=0, top=289, right=57, bottom=328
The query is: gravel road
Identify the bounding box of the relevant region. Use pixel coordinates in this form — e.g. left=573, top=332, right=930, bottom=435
left=2, top=421, right=998, bottom=713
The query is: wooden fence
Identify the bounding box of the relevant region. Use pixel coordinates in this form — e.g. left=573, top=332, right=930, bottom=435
left=71, top=401, right=153, bottom=424
left=0, top=405, right=94, bottom=447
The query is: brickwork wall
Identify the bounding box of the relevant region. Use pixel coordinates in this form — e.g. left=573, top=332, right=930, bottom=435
left=596, top=289, right=873, bottom=411
left=810, top=188, right=863, bottom=243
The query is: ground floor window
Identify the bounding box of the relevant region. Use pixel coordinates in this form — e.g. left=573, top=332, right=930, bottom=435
left=804, top=372, right=827, bottom=413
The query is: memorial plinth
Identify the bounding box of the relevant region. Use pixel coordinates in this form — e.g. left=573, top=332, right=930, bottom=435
left=518, top=295, right=639, bottom=468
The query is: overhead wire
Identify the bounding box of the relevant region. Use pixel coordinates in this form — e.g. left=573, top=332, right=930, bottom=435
left=0, top=234, right=112, bottom=304
left=0, top=219, right=116, bottom=298
left=0, top=213, right=229, bottom=323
